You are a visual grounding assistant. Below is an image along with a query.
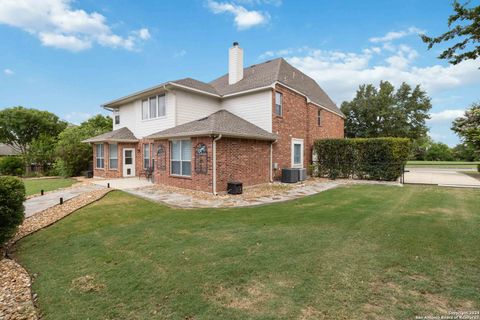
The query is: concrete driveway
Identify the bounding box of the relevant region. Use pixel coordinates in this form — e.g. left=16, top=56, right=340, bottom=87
left=91, top=177, right=153, bottom=190
left=404, top=168, right=480, bottom=187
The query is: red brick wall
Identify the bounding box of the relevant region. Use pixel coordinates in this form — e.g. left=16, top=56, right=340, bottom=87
left=216, top=138, right=271, bottom=192
left=271, top=84, right=344, bottom=179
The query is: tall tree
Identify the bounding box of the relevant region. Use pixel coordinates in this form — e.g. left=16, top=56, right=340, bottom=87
left=421, top=1, right=480, bottom=65
left=340, top=81, right=431, bottom=139
left=0, top=106, right=67, bottom=156
left=451, top=103, right=480, bottom=152
left=55, top=115, right=112, bottom=176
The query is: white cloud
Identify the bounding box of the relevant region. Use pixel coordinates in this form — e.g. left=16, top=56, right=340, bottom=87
left=428, top=109, right=465, bottom=123
left=0, top=0, right=150, bottom=51
left=3, top=68, right=14, bottom=75
left=174, top=49, right=187, bottom=58
left=369, top=26, right=424, bottom=43
left=64, top=111, right=92, bottom=124
left=207, top=0, right=270, bottom=30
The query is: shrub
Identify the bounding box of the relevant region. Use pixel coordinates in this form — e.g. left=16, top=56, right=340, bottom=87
left=0, top=156, right=25, bottom=176
left=0, top=176, right=25, bottom=245
left=313, top=138, right=411, bottom=181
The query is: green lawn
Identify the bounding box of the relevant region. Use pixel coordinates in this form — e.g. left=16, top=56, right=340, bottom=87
left=406, top=160, right=480, bottom=169
left=23, top=177, right=77, bottom=196
left=14, top=185, right=480, bottom=319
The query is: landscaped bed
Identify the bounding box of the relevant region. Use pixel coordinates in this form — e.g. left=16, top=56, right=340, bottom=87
left=23, top=177, right=78, bottom=196
left=12, top=185, right=480, bottom=319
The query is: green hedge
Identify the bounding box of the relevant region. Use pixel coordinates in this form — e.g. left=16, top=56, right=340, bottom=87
left=0, top=156, right=25, bottom=176
left=312, top=138, right=411, bottom=181
left=0, top=176, right=25, bottom=245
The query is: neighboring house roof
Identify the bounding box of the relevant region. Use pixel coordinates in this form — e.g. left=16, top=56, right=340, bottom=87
left=82, top=127, right=138, bottom=143
left=209, top=58, right=343, bottom=116
left=0, top=143, right=19, bottom=156
left=102, top=58, right=344, bottom=117
left=146, top=110, right=278, bottom=141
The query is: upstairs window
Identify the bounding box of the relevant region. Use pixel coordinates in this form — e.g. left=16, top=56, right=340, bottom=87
left=114, top=115, right=120, bottom=125
left=317, top=108, right=322, bottom=126
left=95, top=144, right=104, bottom=169
left=142, top=94, right=166, bottom=120
left=275, top=92, right=283, bottom=116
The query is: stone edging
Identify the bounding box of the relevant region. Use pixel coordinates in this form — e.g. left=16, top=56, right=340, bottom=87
left=0, top=188, right=112, bottom=320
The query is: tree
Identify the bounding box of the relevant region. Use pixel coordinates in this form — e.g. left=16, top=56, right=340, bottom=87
left=425, top=142, right=454, bottom=161
left=25, top=134, right=58, bottom=173
left=55, top=115, right=112, bottom=176
left=452, top=143, right=479, bottom=161
left=0, top=106, right=67, bottom=157
left=340, top=81, right=431, bottom=139
left=421, top=1, right=480, bottom=65
left=451, top=103, right=480, bottom=152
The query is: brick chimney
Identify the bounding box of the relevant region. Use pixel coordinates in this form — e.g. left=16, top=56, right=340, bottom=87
left=228, top=42, right=243, bottom=85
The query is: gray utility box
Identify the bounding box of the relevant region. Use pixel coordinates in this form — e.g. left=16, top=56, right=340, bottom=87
left=281, top=168, right=299, bottom=183
left=298, top=168, right=307, bottom=181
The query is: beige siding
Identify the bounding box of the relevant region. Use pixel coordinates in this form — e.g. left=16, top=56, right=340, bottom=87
left=175, top=90, right=221, bottom=125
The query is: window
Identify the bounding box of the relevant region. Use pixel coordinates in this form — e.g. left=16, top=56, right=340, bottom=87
left=115, top=115, right=120, bottom=125
left=171, top=139, right=191, bottom=177
left=317, top=108, right=322, bottom=126
left=291, top=138, right=304, bottom=168
left=109, top=143, right=118, bottom=169
left=95, top=144, right=104, bottom=168
left=142, top=94, right=166, bottom=120
left=158, top=94, right=166, bottom=117
left=150, top=143, right=155, bottom=170
left=124, top=150, right=133, bottom=165
left=142, top=99, right=149, bottom=120
left=143, top=144, right=150, bottom=169
left=275, top=91, right=283, bottom=116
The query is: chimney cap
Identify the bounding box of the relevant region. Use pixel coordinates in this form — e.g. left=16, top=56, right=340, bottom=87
left=233, top=41, right=239, bottom=46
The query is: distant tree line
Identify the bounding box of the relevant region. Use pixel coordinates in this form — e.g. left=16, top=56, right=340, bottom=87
left=0, top=106, right=112, bottom=177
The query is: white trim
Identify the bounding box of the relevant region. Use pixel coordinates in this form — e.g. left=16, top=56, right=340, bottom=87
left=221, top=85, right=273, bottom=98
left=168, top=82, right=220, bottom=98
left=170, top=139, right=192, bottom=177
left=291, top=138, right=304, bottom=168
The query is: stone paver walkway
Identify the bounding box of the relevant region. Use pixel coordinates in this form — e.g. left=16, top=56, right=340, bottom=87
left=90, top=177, right=153, bottom=190
left=24, top=184, right=104, bottom=217
left=126, top=181, right=342, bottom=208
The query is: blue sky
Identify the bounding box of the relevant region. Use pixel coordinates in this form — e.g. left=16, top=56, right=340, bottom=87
left=1, top=0, right=479, bottom=146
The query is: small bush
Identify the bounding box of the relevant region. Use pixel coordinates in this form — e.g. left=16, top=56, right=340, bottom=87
left=0, top=176, right=25, bottom=245
left=0, top=156, right=25, bottom=176
left=313, top=138, right=411, bottom=181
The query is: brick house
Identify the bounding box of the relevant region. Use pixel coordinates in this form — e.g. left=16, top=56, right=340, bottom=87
left=84, top=43, right=344, bottom=193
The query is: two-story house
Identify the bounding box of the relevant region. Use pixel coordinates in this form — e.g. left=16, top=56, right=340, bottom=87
left=84, top=43, right=344, bottom=194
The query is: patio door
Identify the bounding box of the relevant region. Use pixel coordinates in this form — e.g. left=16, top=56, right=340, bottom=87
left=123, top=148, right=135, bottom=177
left=291, top=138, right=304, bottom=168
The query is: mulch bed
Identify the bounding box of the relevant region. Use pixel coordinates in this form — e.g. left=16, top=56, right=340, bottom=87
left=0, top=188, right=111, bottom=320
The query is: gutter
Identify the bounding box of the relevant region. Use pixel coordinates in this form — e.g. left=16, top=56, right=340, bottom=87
left=212, top=134, right=222, bottom=195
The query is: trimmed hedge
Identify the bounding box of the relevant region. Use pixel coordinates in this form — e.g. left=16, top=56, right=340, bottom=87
left=312, top=138, right=411, bottom=181
left=0, top=156, right=25, bottom=176
left=0, top=176, right=25, bottom=245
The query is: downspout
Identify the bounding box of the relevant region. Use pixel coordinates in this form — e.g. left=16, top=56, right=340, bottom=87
left=212, top=134, right=222, bottom=195
left=270, top=139, right=278, bottom=182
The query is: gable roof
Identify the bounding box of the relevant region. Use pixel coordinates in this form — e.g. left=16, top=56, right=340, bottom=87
left=82, top=127, right=138, bottom=143
left=146, top=110, right=277, bottom=141
left=0, top=143, right=19, bottom=156
left=209, top=58, right=343, bottom=116
left=103, top=58, right=344, bottom=117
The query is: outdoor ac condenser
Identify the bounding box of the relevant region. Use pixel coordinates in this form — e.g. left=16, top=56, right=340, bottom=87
left=281, top=168, right=299, bottom=183
left=298, top=168, right=307, bottom=181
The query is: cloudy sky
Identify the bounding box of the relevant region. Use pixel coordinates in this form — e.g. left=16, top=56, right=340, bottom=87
left=1, top=0, right=479, bottom=145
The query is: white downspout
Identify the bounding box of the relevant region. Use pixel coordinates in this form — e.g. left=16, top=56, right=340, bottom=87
left=270, top=140, right=277, bottom=182
left=212, top=134, right=222, bottom=195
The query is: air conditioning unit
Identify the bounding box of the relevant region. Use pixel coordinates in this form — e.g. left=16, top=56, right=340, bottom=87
left=298, top=168, right=307, bottom=181
left=281, top=168, right=299, bottom=183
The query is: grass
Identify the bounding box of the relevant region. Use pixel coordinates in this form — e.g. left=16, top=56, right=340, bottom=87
left=23, top=177, right=77, bottom=196
left=13, top=185, right=480, bottom=319
left=406, top=160, right=480, bottom=169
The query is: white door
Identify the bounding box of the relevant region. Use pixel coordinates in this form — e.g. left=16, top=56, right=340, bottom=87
left=123, top=148, right=135, bottom=177
left=291, top=138, right=304, bottom=168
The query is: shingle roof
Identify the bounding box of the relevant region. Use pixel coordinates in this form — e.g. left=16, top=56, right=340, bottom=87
left=146, top=110, right=277, bottom=141
left=0, top=143, right=19, bottom=156
left=209, top=58, right=344, bottom=116
left=82, top=127, right=138, bottom=143
left=171, top=78, right=219, bottom=95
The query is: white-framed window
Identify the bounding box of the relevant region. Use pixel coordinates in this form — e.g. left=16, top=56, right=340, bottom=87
left=109, top=143, right=118, bottom=169
left=170, top=139, right=191, bottom=177
left=115, top=115, right=120, bottom=125
left=142, top=94, right=166, bottom=120
left=143, top=144, right=150, bottom=169
left=150, top=143, right=155, bottom=170
left=95, top=143, right=104, bottom=169
left=317, top=108, right=322, bottom=126
left=275, top=91, right=283, bottom=116
left=291, top=138, right=304, bottom=168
